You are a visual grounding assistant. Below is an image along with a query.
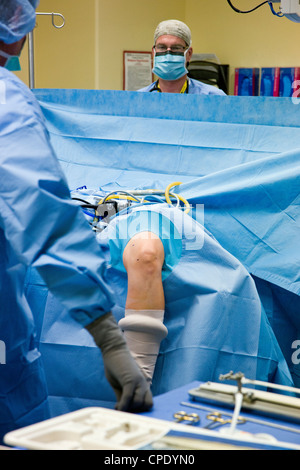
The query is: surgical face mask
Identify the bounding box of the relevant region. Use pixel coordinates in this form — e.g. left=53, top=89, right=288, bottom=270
left=0, top=50, right=21, bottom=71
left=153, top=50, right=188, bottom=81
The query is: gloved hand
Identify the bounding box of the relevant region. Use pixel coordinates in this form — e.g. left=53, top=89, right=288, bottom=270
left=85, top=312, right=153, bottom=412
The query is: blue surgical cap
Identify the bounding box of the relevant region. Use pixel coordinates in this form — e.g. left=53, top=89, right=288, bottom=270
left=0, top=0, right=39, bottom=44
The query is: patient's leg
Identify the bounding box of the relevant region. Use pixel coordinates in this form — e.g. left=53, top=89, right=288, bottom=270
left=123, top=232, right=165, bottom=311
left=118, top=232, right=168, bottom=383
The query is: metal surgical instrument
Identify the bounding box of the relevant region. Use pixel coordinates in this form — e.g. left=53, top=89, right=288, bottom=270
left=203, top=412, right=246, bottom=430
left=173, top=411, right=200, bottom=425
left=180, top=402, right=300, bottom=435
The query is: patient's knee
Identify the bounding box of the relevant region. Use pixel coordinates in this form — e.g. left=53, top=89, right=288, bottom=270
left=123, top=233, right=164, bottom=277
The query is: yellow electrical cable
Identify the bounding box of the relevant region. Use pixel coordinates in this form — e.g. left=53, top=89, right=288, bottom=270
left=103, top=194, right=141, bottom=203
left=178, top=194, right=191, bottom=214
left=98, top=194, right=141, bottom=206
left=96, top=184, right=190, bottom=215
left=165, top=182, right=182, bottom=204
left=165, top=182, right=190, bottom=214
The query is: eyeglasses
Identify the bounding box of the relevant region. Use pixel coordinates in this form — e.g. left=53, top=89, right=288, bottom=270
left=154, top=44, right=188, bottom=53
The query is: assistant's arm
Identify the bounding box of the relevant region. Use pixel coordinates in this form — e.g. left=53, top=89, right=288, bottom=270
left=0, top=75, right=112, bottom=323
left=0, top=74, right=152, bottom=411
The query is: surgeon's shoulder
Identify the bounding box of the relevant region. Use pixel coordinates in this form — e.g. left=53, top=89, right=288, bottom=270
left=189, top=78, right=226, bottom=96
left=0, top=67, right=45, bottom=123
left=137, top=82, right=155, bottom=92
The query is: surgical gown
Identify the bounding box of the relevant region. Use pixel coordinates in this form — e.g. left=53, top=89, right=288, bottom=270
left=0, top=68, right=114, bottom=442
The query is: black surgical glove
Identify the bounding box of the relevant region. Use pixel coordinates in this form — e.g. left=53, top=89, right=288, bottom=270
left=85, top=312, right=153, bottom=412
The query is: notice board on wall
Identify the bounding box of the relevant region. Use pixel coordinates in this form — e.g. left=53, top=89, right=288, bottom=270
left=123, top=51, right=153, bottom=91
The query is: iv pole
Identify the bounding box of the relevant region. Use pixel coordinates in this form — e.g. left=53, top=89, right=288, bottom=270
left=28, top=12, right=65, bottom=89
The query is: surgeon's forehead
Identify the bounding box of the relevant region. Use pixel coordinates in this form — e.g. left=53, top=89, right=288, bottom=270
left=155, top=35, right=186, bottom=46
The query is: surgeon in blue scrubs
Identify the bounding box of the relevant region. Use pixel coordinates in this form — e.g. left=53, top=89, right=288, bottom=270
left=0, top=0, right=152, bottom=443
left=139, top=19, right=226, bottom=95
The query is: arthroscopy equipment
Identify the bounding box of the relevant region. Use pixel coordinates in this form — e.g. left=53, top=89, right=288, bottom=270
left=72, top=182, right=191, bottom=233
left=4, top=403, right=299, bottom=450
left=188, top=371, right=300, bottom=425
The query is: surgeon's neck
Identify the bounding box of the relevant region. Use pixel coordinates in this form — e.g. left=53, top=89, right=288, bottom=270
left=0, top=37, right=26, bottom=67
left=158, top=75, right=187, bottom=93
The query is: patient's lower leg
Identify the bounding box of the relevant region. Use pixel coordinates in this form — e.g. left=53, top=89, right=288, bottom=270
left=118, top=232, right=167, bottom=384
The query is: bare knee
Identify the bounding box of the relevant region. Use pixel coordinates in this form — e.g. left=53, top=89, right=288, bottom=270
left=123, top=233, right=164, bottom=277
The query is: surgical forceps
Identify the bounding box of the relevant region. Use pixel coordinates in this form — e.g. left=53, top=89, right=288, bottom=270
left=173, top=411, right=200, bottom=425
left=203, top=412, right=246, bottom=430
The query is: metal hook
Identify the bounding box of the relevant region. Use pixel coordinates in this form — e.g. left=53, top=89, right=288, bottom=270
left=51, top=13, right=65, bottom=29
left=36, top=12, right=66, bottom=29
left=28, top=12, right=66, bottom=89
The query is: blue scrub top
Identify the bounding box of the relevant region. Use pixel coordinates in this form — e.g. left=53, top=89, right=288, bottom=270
left=0, top=68, right=114, bottom=441
left=138, top=77, right=226, bottom=95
